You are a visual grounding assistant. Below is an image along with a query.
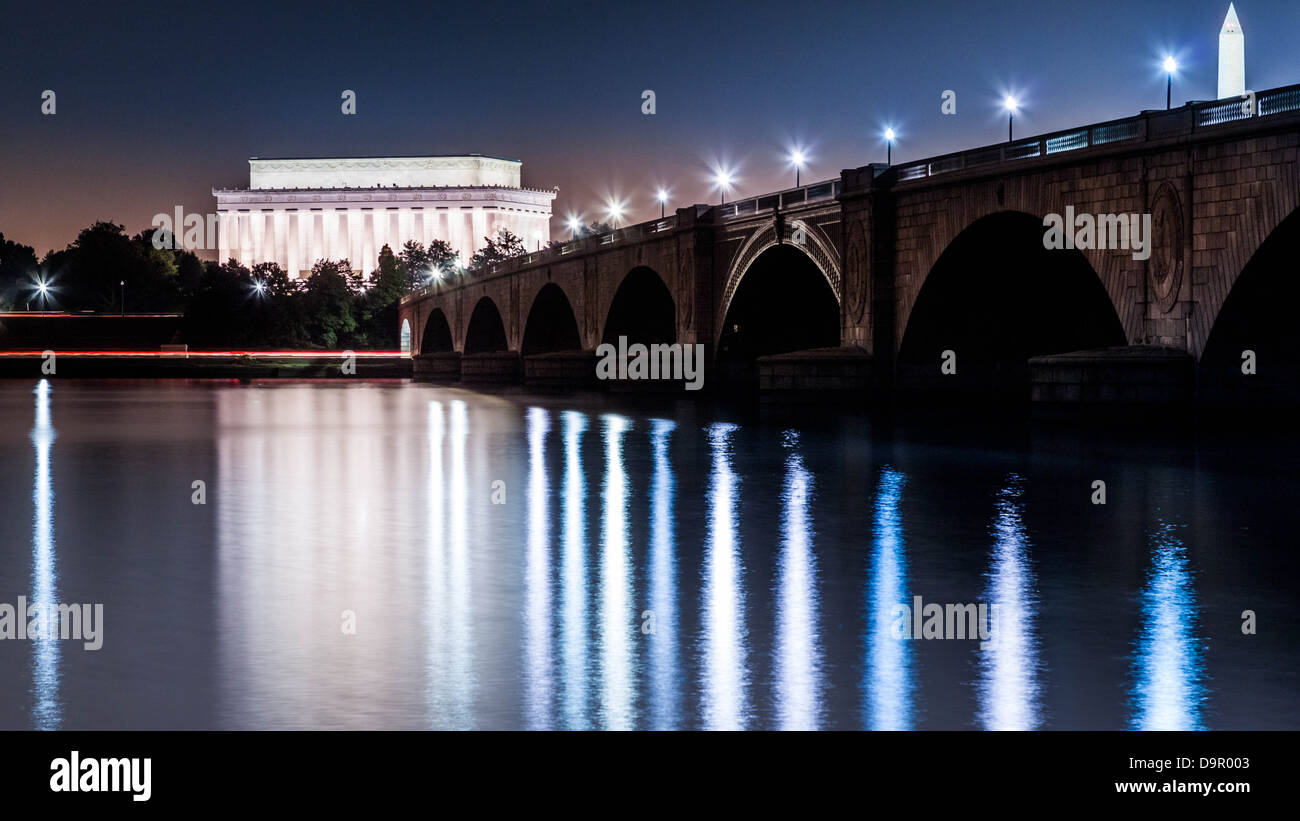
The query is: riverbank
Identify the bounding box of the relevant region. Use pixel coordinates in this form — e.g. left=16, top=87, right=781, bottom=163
left=0, top=352, right=411, bottom=379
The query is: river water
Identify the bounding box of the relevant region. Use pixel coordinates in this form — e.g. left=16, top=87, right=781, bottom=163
left=0, top=379, right=1294, bottom=730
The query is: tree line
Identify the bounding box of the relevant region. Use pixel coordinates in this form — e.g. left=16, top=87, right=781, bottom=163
left=0, top=221, right=547, bottom=349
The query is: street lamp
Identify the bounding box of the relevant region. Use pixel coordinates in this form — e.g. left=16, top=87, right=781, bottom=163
left=605, top=199, right=626, bottom=227
left=1163, top=56, right=1178, bottom=110
left=656, top=188, right=669, bottom=219
left=789, top=149, right=806, bottom=187
left=884, top=128, right=896, bottom=165
left=34, top=279, right=51, bottom=349
left=1003, top=95, right=1019, bottom=142
left=120, top=280, right=125, bottom=316
left=714, top=170, right=734, bottom=205
left=566, top=215, right=583, bottom=238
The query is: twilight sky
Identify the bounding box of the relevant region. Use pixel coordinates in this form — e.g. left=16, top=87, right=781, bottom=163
left=1, top=0, right=1296, bottom=258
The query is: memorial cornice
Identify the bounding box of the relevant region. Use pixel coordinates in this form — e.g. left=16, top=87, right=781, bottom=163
left=247, top=155, right=521, bottom=173
left=212, top=186, right=557, bottom=206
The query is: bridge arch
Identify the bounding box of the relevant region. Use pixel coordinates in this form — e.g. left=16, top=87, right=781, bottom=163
left=464, top=296, right=508, bottom=354
left=716, top=242, right=841, bottom=383
left=602, top=266, right=675, bottom=345
left=1199, top=204, right=1300, bottom=407
left=719, top=220, right=841, bottom=334
left=400, top=319, right=411, bottom=354
left=897, top=210, right=1125, bottom=397
left=521, top=282, right=581, bottom=355
left=420, top=308, right=454, bottom=354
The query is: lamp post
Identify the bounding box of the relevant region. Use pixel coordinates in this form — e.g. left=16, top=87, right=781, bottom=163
left=790, top=150, right=805, bottom=187
left=120, top=280, right=125, bottom=316
left=605, top=200, right=626, bottom=228
left=36, top=280, right=50, bottom=350
left=715, top=171, right=733, bottom=205
left=1004, top=96, right=1019, bottom=141
left=1163, top=56, right=1178, bottom=110
left=884, top=128, right=896, bottom=165
left=656, top=189, right=668, bottom=219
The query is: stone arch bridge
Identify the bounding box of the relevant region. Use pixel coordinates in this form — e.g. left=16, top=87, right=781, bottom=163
left=400, top=84, right=1300, bottom=404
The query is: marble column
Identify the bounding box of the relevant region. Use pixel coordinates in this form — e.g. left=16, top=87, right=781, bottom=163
left=218, top=212, right=233, bottom=264
left=239, top=213, right=253, bottom=266
left=287, top=212, right=299, bottom=277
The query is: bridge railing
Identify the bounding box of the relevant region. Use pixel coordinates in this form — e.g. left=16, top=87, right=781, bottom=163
left=401, top=213, right=681, bottom=302
left=1193, top=84, right=1300, bottom=126
left=711, top=179, right=842, bottom=220
left=894, top=82, right=1300, bottom=185
left=402, top=83, right=1300, bottom=305
left=894, top=115, right=1143, bottom=182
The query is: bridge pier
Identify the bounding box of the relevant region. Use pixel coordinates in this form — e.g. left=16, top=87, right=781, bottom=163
left=460, top=351, right=522, bottom=384
left=756, top=346, right=873, bottom=397
left=1028, top=346, right=1194, bottom=405
left=412, top=352, right=462, bottom=381
left=523, top=350, right=599, bottom=389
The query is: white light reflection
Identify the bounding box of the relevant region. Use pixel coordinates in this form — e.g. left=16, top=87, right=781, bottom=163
left=559, top=411, right=590, bottom=729
left=446, top=400, right=475, bottom=728
left=598, top=414, right=634, bottom=729
left=701, top=423, right=749, bottom=730
left=214, top=387, right=433, bottom=728
left=864, top=466, right=913, bottom=730
left=976, top=475, right=1042, bottom=730
left=425, top=401, right=446, bottom=726
left=31, top=379, right=61, bottom=729
left=523, top=407, right=554, bottom=728
left=647, top=419, right=679, bottom=729
left=774, top=431, right=823, bottom=729
left=1129, top=518, right=1208, bottom=730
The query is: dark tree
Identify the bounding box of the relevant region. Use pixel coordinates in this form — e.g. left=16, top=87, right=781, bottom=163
left=303, top=260, right=358, bottom=348
left=469, top=228, right=527, bottom=270
left=0, top=232, right=39, bottom=310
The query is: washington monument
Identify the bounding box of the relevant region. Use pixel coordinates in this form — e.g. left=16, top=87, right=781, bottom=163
left=1218, top=3, right=1245, bottom=99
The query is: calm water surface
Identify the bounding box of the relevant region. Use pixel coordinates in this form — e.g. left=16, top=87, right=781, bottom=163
left=0, top=379, right=1295, bottom=730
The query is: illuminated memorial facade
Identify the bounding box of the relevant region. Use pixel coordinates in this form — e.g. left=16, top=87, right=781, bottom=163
left=213, top=154, right=555, bottom=277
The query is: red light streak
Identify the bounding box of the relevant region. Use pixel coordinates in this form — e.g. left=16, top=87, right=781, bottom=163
left=0, top=350, right=408, bottom=358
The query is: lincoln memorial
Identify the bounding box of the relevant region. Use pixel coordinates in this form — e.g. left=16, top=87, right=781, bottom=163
left=212, top=154, right=556, bottom=277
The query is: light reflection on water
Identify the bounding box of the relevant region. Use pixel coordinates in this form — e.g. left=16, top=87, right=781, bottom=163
left=3, top=381, right=1294, bottom=729
left=523, top=407, right=552, bottom=728
left=1128, top=518, right=1207, bottom=730
left=445, top=400, right=475, bottom=728
left=646, top=419, right=679, bottom=729
left=598, top=414, right=634, bottom=729
left=976, top=475, right=1042, bottom=731
left=773, top=431, right=823, bottom=730
left=700, top=423, right=750, bottom=730
left=30, top=379, right=60, bottom=730
left=425, top=400, right=477, bottom=729
left=559, top=410, right=589, bottom=730
left=864, top=466, right=913, bottom=731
